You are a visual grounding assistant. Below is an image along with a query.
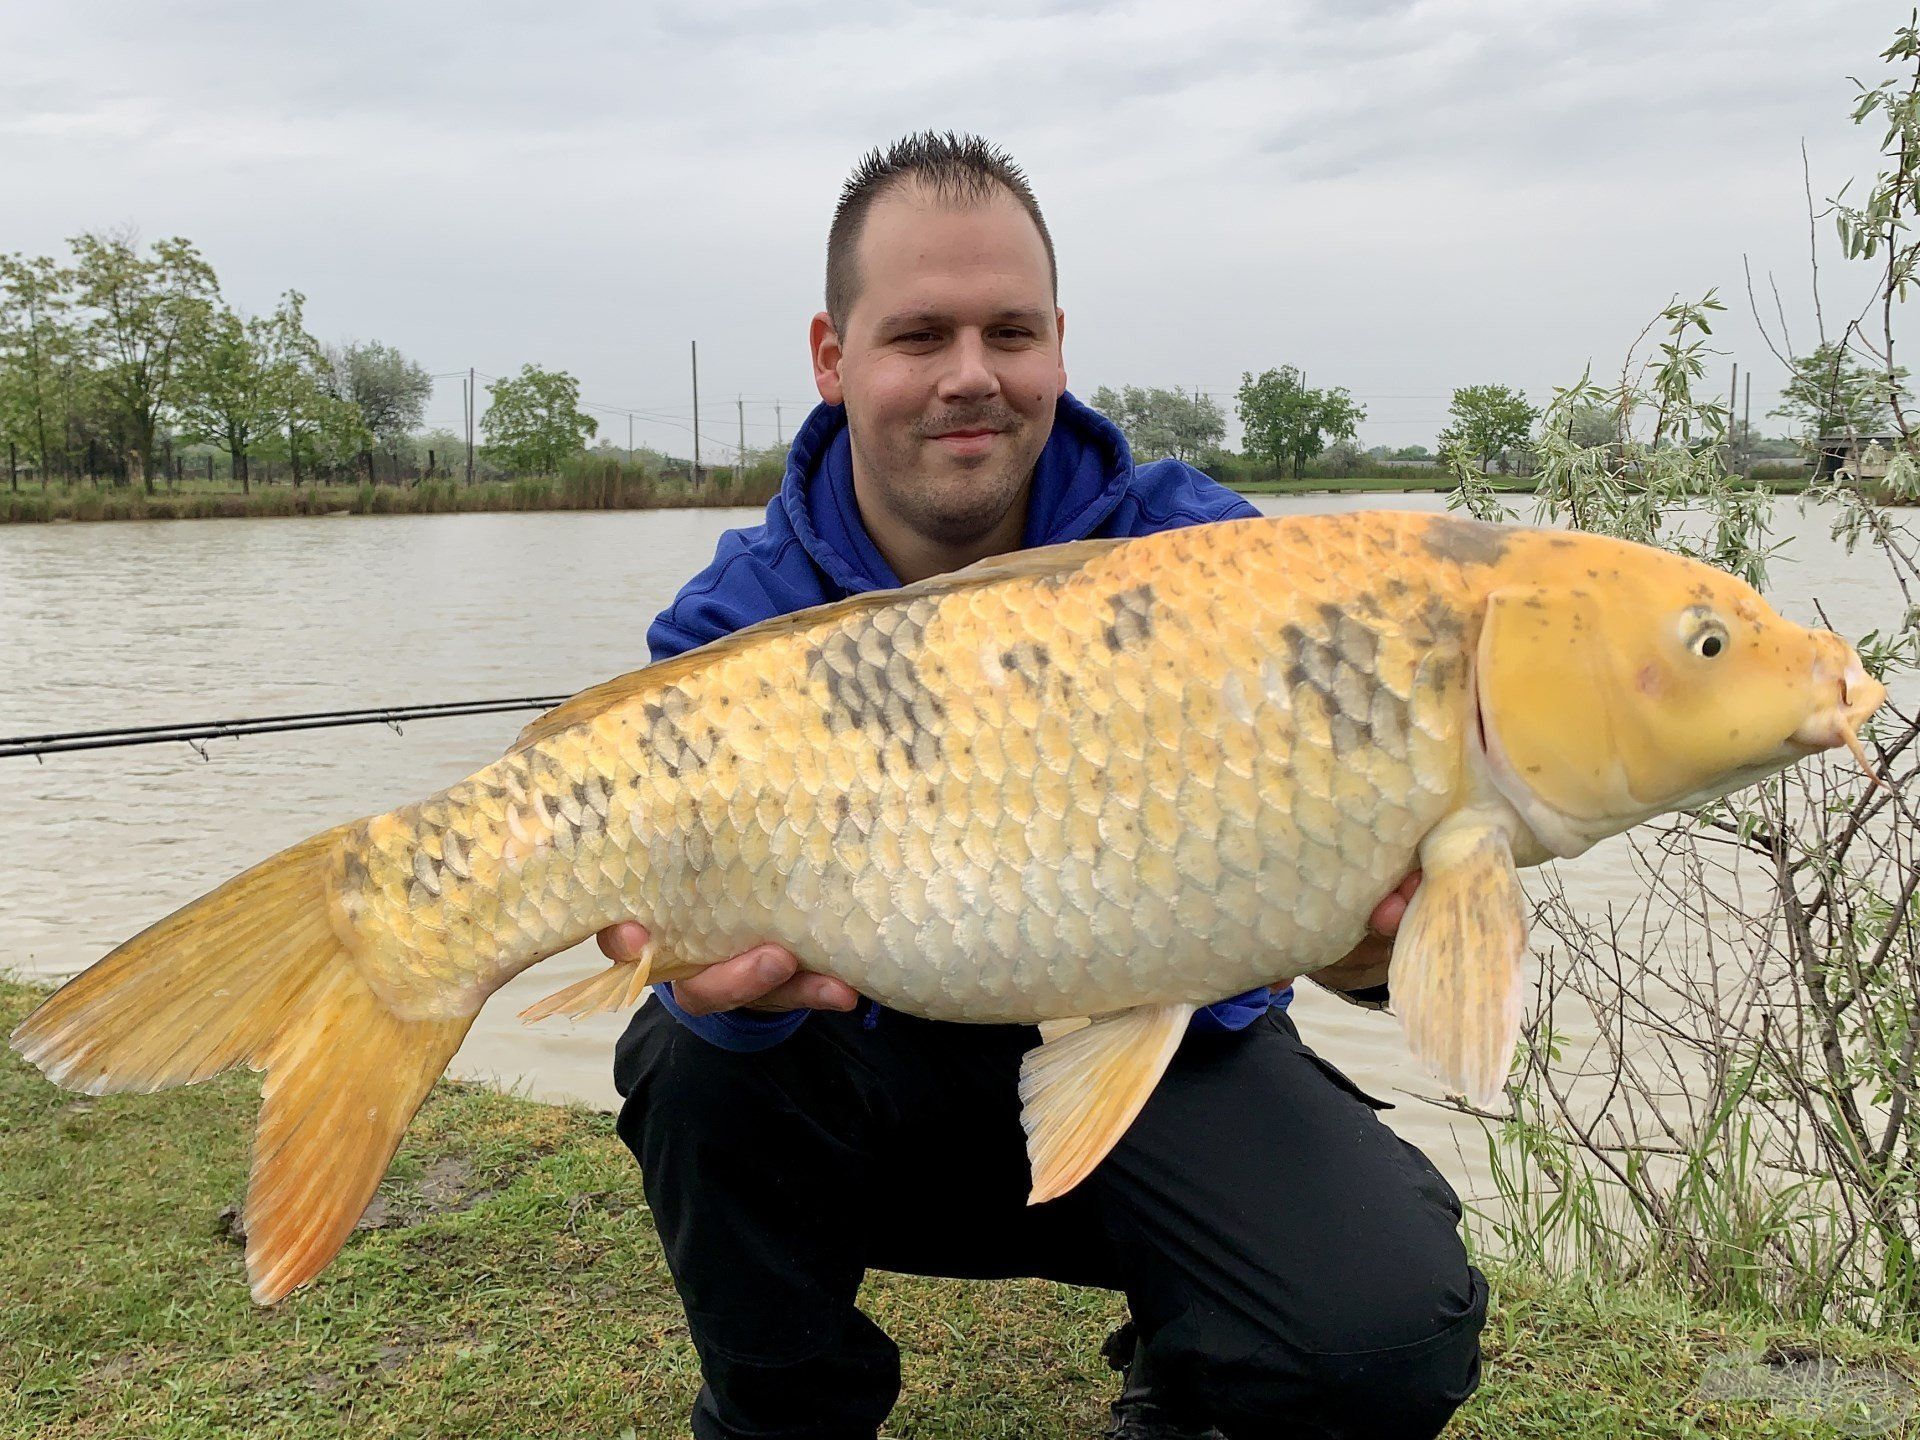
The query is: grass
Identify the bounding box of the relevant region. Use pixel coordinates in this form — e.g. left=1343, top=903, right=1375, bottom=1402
left=0, top=470, right=780, bottom=524
left=1228, top=473, right=1815, bottom=497
left=4, top=973, right=1917, bottom=1438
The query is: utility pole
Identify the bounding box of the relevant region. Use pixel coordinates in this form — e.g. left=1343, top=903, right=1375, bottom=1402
left=691, top=341, right=702, bottom=485
left=1743, top=371, right=1752, bottom=480
left=466, top=367, right=476, bottom=485
left=627, top=410, right=634, bottom=463
left=1729, top=361, right=1738, bottom=448
left=775, top=402, right=784, bottom=448
left=737, top=395, right=746, bottom=483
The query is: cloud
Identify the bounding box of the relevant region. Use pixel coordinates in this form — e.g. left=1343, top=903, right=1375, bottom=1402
left=0, top=0, right=1901, bottom=450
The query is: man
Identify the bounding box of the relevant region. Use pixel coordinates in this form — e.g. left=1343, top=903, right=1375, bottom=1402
left=603, top=132, right=1487, bottom=1440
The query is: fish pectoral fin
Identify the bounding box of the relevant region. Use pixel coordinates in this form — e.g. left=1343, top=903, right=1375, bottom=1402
left=1392, top=819, right=1531, bottom=1107
left=1019, top=1001, right=1195, bottom=1205
left=519, top=942, right=656, bottom=1024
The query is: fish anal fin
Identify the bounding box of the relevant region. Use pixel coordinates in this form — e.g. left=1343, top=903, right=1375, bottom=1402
left=1019, top=1002, right=1194, bottom=1205
left=519, top=942, right=656, bottom=1024
left=1392, top=819, right=1530, bottom=1107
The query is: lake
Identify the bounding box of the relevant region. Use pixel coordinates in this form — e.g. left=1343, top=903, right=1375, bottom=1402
left=1, top=493, right=1909, bottom=1209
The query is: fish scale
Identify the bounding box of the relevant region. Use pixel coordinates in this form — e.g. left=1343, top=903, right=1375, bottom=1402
left=331, top=513, right=1473, bottom=1026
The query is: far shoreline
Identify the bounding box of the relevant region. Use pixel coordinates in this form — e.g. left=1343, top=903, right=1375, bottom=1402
left=0, top=471, right=1828, bottom=525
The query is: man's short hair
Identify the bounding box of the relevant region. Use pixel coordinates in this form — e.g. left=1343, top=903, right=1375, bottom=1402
left=825, top=130, right=1057, bottom=333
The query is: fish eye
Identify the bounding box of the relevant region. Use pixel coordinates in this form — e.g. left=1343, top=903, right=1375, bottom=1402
left=1687, top=616, right=1731, bottom=659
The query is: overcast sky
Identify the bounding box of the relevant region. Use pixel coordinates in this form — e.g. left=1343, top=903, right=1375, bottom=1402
left=1, top=0, right=1904, bottom=458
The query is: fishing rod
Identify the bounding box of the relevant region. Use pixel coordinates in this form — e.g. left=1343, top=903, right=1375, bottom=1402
left=0, top=695, right=574, bottom=762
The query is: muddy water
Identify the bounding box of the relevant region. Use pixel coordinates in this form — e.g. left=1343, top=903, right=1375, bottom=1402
left=0, top=494, right=1907, bottom=1210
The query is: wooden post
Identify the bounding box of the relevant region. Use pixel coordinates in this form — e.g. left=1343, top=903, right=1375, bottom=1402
left=691, top=341, right=702, bottom=486
left=737, top=395, right=746, bottom=484
left=8, top=441, right=16, bottom=492
left=466, top=367, right=476, bottom=484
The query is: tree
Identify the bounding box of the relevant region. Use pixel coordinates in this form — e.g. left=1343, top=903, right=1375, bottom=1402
left=68, top=230, right=218, bottom=489
left=481, top=364, right=597, bottom=474
left=1769, top=342, right=1908, bottom=444
left=1235, top=367, right=1366, bottom=478
left=0, top=253, right=74, bottom=489
left=259, top=292, right=362, bottom=486
left=1436, top=383, right=1536, bottom=473
left=1088, top=384, right=1226, bottom=463
left=175, top=305, right=276, bottom=492
left=330, top=340, right=431, bottom=480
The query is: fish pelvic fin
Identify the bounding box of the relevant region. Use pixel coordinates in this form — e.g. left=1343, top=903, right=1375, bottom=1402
left=8, top=820, right=475, bottom=1304
left=1019, top=1001, right=1195, bottom=1205
left=1392, top=817, right=1531, bottom=1107
left=519, top=942, right=656, bottom=1024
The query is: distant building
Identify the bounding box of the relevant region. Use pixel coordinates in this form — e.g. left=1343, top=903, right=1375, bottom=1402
left=1816, top=432, right=1901, bottom=480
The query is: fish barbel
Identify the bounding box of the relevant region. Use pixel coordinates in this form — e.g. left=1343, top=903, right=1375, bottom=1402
left=10, top=512, right=1887, bottom=1303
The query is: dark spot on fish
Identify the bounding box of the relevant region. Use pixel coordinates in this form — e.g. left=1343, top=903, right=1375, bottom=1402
left=1416, top=594, right=1467, bottom=644
left=925, top=784, right=938, bottom=804
left=1387, top=577, right=1409, bottom=598
left=1423, top=655, right=1466, bottom=692
left=1000, top=641, right=1052, bottom=683
left=806, top=599, right=948, bottom=782
left=1419, top=517, right=1511, bottom=567
left=643, top=685, right=705, bottom=778
left=1549, top=537, right=1575, bottom=549
left=1102, top=584, right=1156, bottom=652
left=342, top=851, right=370, bottom=891
left=1330, top=711, right=1369, bottom=754
left=1280, top=622, right=1340, bottom=698
left=1321, top=604, right=1379, bottom=672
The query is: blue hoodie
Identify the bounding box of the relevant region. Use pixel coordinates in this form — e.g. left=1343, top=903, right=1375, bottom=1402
left=643, top=391, right=1292, bottom=1050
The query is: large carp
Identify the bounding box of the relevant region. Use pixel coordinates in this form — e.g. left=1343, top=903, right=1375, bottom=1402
left=11, top=512, right=1886, bottom=1303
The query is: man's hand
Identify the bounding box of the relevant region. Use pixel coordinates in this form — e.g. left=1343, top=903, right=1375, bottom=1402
left=1302, top=870, right=1421, bottom=997
left=596, top=922, right=861, bottom=1017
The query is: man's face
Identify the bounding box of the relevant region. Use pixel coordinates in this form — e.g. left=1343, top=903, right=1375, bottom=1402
left=811, top=183, right=1067, bottom=549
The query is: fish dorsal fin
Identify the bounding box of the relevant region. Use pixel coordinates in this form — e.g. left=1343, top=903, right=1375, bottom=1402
left=508, top=535, right=1127, bottom=755
left=1019, top=1000, right=1195, bottom=1204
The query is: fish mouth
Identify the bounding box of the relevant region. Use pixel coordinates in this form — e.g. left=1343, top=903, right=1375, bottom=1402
left=1788, top=647, right=1890, bottom=790
left=1788, top=652, right=1886, bottom=752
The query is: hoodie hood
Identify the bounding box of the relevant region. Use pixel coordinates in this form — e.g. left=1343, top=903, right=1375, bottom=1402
left=778, top=391, right=1137, bottom=595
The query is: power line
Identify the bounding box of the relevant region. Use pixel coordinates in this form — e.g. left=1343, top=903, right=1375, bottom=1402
left=1, top=696, right=573, bottom=762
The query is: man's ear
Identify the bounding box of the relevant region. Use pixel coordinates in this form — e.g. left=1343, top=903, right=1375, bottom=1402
left=810, top=312, right=845, bottom=405
left=1055, top=306, right=1068, bottom=394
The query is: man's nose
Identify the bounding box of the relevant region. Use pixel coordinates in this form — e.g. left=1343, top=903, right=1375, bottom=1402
left=936, top=331, right=1000, bottom=402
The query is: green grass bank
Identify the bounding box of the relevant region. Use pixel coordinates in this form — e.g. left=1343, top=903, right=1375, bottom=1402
left=0, top=471, right=783, bottom=524
left=4, top=975, right=1916, bottom=1438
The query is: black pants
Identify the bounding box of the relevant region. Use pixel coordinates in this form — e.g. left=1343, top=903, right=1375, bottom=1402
left=614, top=1002, right=1487, bottom=1440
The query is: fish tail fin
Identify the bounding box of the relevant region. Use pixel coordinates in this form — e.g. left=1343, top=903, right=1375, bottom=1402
left=9, top=822, right=474, bottom=1303
left=518, top=940, right=655, bottom=1024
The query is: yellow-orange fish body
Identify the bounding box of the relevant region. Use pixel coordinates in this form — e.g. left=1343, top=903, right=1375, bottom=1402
left=12, top=511, right=1885, bottom=1304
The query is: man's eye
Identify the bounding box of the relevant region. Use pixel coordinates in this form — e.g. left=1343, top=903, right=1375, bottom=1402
left=896, top=331, right=937, bottom=344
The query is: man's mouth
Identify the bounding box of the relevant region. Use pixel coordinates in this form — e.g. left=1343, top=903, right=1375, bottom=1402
left=929, top=428, right=1003, bottom=455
